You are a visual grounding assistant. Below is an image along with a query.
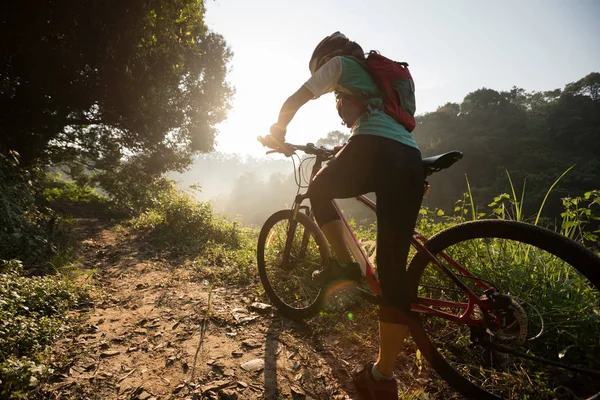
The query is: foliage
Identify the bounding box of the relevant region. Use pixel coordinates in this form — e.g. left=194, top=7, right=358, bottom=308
left=560, top=190, right=600, bottom=247
left=95, top=161, right=175, bottom=216
left=0, top=260, right=89, bottom=398
left=416, top=73, right=600, bottom=220
left=42, top=176, right=106, bottom=206
left=0, top=0, right=233, bottom=176
left=0, top=153, right=76, bottom=273
left=315, top=130, right=350, bottom=148
left=127, top=179, right=244, bottom=255
left=123, top=177, right=260, bottom=285
left=0, top=152, right=40, bottom=261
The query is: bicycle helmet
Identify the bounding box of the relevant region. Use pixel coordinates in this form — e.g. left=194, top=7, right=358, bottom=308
left=309, top=31, right=350, bottom=75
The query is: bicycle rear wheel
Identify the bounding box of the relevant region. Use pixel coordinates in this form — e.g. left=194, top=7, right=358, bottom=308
left=257, top=209, right=330, bottom=320
left=407, top=220, right=600, bottom=400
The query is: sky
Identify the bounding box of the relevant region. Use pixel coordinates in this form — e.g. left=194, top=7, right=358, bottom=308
left=205, top=0, right=600, bottom=157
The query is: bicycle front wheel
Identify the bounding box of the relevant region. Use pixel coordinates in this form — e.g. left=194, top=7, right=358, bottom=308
left=257, top=209, right=330, bottom=320
left=407, top=220, right=600, bottom=400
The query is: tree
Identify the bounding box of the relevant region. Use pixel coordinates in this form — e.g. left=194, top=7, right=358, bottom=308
left=414, top=74, right=599, bottom=220
left=0, top=0, right=233, bottom=175
left=564, top=73, right=600, bottom=101
left=315, top=130, right=350, bottom=148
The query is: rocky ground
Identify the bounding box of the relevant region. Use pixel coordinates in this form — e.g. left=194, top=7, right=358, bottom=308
left=39, top=216, right=437, bottom=400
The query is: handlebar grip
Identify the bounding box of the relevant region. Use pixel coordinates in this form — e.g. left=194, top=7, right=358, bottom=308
left=257, top=135, right=294, bottom=157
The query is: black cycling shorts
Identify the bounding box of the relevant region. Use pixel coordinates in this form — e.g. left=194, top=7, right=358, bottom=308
left=307, top=134, right=424, bottom=322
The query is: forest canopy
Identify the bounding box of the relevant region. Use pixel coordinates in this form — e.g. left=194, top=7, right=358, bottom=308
left=0, top=0, right=232, bottom=176
left=416, top=72, right=600, bottom=219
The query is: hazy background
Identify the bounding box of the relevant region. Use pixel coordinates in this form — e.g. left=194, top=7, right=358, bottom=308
left=171, top=0, right=600, bottom=225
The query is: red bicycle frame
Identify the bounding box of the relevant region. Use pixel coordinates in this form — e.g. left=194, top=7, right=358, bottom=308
left=302, top=158, right=499, bottom=329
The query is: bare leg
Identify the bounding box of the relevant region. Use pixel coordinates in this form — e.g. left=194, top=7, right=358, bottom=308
left=320, top=220, right=353, bottom=264
left=375, top=322, right=409, bottom=377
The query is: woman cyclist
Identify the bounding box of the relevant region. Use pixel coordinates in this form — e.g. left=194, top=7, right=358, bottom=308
left=263, top=32, right=424, bottom=400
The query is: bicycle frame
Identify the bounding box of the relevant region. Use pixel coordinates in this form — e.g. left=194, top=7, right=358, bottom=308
left=291, top=152, right=500, bottom=329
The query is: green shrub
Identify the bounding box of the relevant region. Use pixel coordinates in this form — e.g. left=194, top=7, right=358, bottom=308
left=0, top=152, right=70, bottom=273
left=0, top=260, right=89, bottom=398
left=560, top=190, right=600, bottom=247
left=42, top=175, right=106, bottom=206
left=95, top=163, right=174, bottom=216
left=128, top=180, right=244, bottom=255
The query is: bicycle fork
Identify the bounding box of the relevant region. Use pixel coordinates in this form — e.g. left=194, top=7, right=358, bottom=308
left=282, top=194, right=311, bottom=269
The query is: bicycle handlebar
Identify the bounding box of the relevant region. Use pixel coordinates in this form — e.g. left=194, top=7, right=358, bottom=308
left=257, top=136, right=337, bottom=159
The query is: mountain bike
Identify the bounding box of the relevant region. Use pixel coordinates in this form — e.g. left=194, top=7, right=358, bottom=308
left=255, top=139, right=600, bottom=399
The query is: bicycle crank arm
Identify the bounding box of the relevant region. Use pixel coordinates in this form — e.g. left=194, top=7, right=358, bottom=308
left=490, top=343, right=600, bottom=377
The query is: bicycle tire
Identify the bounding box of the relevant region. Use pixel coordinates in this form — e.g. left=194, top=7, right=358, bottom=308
left=257, top=209, right=330, bottom=320
left=406, top=220, right=600, bottom=399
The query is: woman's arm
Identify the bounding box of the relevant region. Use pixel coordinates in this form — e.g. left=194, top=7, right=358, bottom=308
left=270, top=85, right=314, bottom=138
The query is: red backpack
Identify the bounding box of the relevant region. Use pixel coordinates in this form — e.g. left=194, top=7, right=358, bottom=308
left=336, top=51, right=416, bottom=132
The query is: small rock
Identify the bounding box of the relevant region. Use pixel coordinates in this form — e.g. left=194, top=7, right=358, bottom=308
left=249, top=302, right=272, bottom=313
left=172, top=383, right=185, bottom=394
left=127, top=346, right=138, bottom=353
left=138, top=390, right=153, bottom=400
left=291, top=385, right=306, bottom=397
left=100, top=350, right=120, bottom=358
left=241, top=339, right=261, bottom=349
left=240, top=359, right=264, bottom=372
left=201, top=380, right=233, bottom=393
left=223, top=368, right=235, bottom=377
left=231, top=350, right=243, bottom=358
left=237, top=381, right=248, bottom=388
left=219, top=389, right=238, bottom=400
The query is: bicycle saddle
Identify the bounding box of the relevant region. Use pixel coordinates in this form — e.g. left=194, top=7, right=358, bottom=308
left=422, top=151, right=463, bottom=176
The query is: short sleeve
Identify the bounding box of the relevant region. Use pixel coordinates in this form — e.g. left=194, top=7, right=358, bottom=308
left=302, top=57, right=343, bottom=99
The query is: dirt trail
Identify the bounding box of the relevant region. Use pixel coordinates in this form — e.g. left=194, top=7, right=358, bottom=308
left=43, top=217, right=366, bottom=400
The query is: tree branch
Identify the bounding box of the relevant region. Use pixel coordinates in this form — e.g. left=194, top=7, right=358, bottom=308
left=65, top=119, right=105, bottom=126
